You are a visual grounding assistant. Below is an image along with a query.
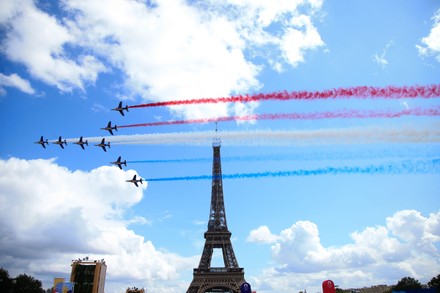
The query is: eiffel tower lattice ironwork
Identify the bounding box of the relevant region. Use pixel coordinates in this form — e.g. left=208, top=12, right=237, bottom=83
left=186, top=137, right=246, bottom=293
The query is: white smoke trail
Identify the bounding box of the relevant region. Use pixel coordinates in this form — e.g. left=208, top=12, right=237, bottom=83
left=65, top=124, right=440, bottom=146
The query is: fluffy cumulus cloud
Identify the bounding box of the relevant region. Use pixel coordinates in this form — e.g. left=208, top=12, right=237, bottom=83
left=0, top=158, right=195, bottom=293
left=2, top=157, right=438, bottom=293
left=0, top=0, right=107, bottom=92
left=417, top=9, right=440, bottom=62
left=247, top=210, right=440, bottom=292
left=200, top=0, right=325, bottom=71
left=0, top=0, right=324, bottom=118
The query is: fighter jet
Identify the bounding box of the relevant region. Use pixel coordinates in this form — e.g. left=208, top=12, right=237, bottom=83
left=35, top=136, right=49, bottom=148
left=110, top=156, right=127, bottom=170
left=52, top=136, right=67, bottom=149
left=95, top=138, right=110, bottom=152
left=126, top=175, right=143, bottom=187
left=74, top=136, right=89, bottom=150
left=101, top=121, right=117, bottom=135
left=112, top=101, right=129, bottom=116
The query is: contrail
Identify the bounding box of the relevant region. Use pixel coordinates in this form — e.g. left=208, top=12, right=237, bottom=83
left=61, top=124, right=440, bottom=147
left=110, top=126, right=440, bottom=146
left=128, top=158, right=211, bottom=164
left=127, top=146, right=440, bottom=164
left=129, top=84, right=440, bottom=109
left=119, top=107, right=440, bottom=128
left=144, top=159, right=440, bottom=182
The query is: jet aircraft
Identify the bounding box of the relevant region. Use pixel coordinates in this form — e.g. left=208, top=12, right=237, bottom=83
left=112, top=101, right=129, bottom=116
left=101, top=121, right=117, bottom=135
left=126, top=175, right=143, bottom=187
left=95, top=138, right=110, bottom=152
left=53, top=136, right=67, bottom=149
left=35, top=136, right=49, bottom=148
left=110, top=156, right=127, bottom=170
left=74, top=136, right=89, bottom=150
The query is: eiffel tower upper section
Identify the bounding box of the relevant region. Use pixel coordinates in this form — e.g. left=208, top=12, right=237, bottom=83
left=208, top=136, right=228, bottom=232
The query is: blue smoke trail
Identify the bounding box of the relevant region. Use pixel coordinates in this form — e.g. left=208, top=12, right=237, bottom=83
left=128, top=158, right=211, bottom=164
left=144, top=159, right=440, bottom=182
left=128, top=145, right=440, bottom=164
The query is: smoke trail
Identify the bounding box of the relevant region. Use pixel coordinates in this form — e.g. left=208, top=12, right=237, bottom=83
left=128, top=158, right=211, bottom=164
left=119, top=107, right=440, bottom=128
left=63, top=124, right=440, bottom=147
left=144, top=159, right=440, bottom=181
left=129, top=84, right=440, bottom=109
left=127, top=145, right=440, bottom=164
left=112, top=126, right=440, bottom=146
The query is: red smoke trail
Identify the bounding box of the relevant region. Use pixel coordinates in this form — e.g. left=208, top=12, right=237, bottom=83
left=129, top=84, right=440, bottom=108
left=118, top=107, right=440, bottom=128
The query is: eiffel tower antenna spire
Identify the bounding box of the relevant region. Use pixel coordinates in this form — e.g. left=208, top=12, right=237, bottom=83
left=213, top=121, right=221, bottom=147
left=186, top=142, right=246, bottom=293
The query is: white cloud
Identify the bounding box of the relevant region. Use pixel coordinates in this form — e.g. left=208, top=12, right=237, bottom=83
left=386, top=210, right=440, bottom=254
left=279, top=14, right=325, bottom=67
left=205, top=0, right=325, bottom=69
left=0, top=0, right=325, bottom=118
left=247, top=210, right=440, bottom=292
left=373, top=54, right=388, bottom=68
left=0, top=0, right=107, bottom=92
left=417, top=9, right=440, bottom=62
left=0, top=0, right=23, bottom=23
left=1, top=157, right=438, bottom=293
left=247, top=225, right=281, bottom=244
left=0, top=72, right=35, bottom=95
left=373, top=41, right=393, bottom=69
left=61, top=0, right=262, bottom=119
left=0, top=157, right=196, bottom=293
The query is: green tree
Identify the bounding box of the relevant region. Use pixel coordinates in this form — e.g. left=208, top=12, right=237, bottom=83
left=13, top=273, right=45, bottom=293
left=428, top=274, right=440, bottom=292
left=0, top=267, right=13, bottom=292
left=393, top=277, right=422, bottom=291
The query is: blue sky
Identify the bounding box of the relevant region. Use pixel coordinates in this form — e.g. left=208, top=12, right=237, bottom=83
left=0, top=0, right=439, bottom=293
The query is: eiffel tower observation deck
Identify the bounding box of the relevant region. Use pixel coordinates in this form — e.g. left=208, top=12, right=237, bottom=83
left=186, top=136, right=246, bottom=293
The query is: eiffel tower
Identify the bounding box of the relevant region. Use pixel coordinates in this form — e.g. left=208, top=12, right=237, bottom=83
left=187, top=137, right=246, bottom=293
